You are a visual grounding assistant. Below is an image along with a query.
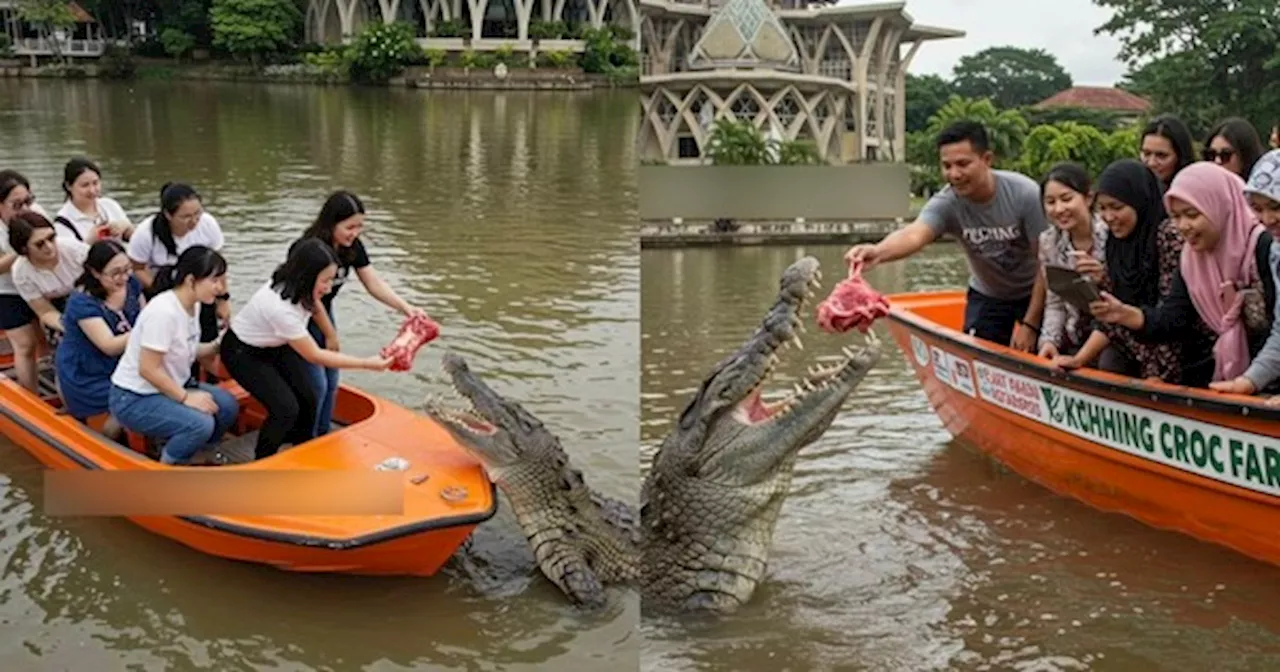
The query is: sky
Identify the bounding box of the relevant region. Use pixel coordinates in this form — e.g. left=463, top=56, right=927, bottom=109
left=837, top=0, right=1132, bottom=87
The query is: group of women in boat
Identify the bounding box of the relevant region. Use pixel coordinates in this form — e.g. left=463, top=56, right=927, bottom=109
left=0, top=158, right=430, bottom=464
left=1031, top=115, right=1280, bottom=403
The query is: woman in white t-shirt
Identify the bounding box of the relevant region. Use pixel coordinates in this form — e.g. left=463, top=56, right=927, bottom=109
left=219, top=238, right=391, bottom=460
left=108, top=245, right=238, bottom=465
left=129, top=182, right=228, bottom=346
left=8, top=211, right=90, bottom=344
left=0, top=170, right=52, bottom=392
left=53, top=157, right=134, bottom=243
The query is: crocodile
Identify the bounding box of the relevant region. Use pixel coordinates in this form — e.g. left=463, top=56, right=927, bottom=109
left=423, top=256, right=881, bottom=615
left=421, top=352, right=640, bottom=610
left=638, top=255, right=881, bottom=614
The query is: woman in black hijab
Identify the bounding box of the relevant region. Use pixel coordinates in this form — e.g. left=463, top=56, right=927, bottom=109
left=1052, top=159, right=1214, bottom=385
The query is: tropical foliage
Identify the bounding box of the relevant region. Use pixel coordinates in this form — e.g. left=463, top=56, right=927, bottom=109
left=704, top=118, right=821, bottom=166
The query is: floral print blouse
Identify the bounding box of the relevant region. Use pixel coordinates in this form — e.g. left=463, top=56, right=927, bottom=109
left=1037, top=217, right=1109, bottom=352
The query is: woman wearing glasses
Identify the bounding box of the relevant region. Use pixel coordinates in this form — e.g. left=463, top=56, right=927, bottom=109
left=1202, top=117, right=1265, bottom=181
left=54, top=240, right=144, bottom=438
left=0, top=170, right=51, bottom=392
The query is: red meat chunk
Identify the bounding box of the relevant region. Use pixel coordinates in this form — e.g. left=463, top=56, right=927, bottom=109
left=380, top=313, right=441, bottom=372
left=816, top=260, right=890, bottom=334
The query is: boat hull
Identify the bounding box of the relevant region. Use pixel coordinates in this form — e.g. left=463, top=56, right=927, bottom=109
left=884, top=291, right=1280, bottom=567
left=0, top=360, right=497, bottom=576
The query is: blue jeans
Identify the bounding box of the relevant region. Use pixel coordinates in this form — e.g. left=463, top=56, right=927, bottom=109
left=109, top=381, right=240, bottom=465
left=306, top=305, right=339, bottom=436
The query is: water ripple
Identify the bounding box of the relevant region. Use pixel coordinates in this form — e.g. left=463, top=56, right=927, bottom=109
left=640, top=244, right=1280, bottom=671
left=0, top=79, right=637, bottom=670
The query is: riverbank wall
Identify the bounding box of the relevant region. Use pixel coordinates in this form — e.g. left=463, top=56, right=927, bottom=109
left=0, top=59, right=635, bottom=90
left=639, top=163, right=939, bottom=248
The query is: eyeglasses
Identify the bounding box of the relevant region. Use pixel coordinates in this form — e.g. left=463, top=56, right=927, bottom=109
left=104, top=266, right=132, bottom=279
left=4, top=195, right=34, bottom=210
left=1203, top=148, right=1236, bottom=163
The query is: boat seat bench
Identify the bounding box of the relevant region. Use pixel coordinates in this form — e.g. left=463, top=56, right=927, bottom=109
left=84, top=380, right=252, bottom=458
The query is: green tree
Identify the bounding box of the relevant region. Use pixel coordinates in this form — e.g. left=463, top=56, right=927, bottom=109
left=951, top=46, right=1073, bottom=110
left=209, top=0, right=301, bottom=67
left=1094, top=0, right=1280, bottom=137
left=1017, top=121, right=1120, bottom=179
left=924, top=95, right=1031, bottom=165
left=704, top=118, right=821, bottom=165
left=18, top=0, right=76, bottom=64
left=905, top=73, right=953, bottom=133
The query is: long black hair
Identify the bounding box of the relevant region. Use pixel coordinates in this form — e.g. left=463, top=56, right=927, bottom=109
left=0, top=170, right=31, bottom=203
left=76, top=240, right=129, bottom=301
left=299, top=190, right=365, bottom=266
left=1140, top=115, right=1194, bottom=181
left=271, top=237, right=338, bottom=312
left=151, top=182, right=202, bottom=258
left=62, top=157, right=101, bottom=198
left=1203, top=117, right=1266, bottom=179
left=1040, top=161, right=1093, bottom=199
left=148, top=245, right=227, bottom=300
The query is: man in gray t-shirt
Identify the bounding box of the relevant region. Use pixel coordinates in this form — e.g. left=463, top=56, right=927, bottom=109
left=846, top=121, right=1048, bottom=349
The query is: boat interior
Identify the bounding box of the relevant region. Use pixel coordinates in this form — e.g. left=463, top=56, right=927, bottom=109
left=1, top=348, right=375, bottom=467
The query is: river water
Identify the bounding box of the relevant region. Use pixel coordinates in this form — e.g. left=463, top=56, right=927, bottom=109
left=6, top=78, right=1280, bottom=672
left=640, top=244, right=1280, bottom=671
left=0, top=80, right=638, bottom=670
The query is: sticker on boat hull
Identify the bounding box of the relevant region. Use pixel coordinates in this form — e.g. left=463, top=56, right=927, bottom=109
left=930, top=346, right=976, bottom=398
left=910, top=334, right=929, bottom=366
left=971, top=360, right=1280, bottom=498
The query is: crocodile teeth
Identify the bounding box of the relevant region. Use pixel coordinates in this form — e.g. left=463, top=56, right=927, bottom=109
left=841, top=346, right=858, bottom=359
left=793, top=337, right=804, bottom=351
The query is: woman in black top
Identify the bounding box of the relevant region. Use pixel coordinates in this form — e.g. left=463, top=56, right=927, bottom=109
left=292, top=190, right=428, bottom=436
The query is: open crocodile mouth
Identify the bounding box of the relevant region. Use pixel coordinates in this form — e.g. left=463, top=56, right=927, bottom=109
left=423, top=371, right=499, bottom=436
left=733, top=342, right=875, bottom=426
left=730, top=268, right=879, bottom=427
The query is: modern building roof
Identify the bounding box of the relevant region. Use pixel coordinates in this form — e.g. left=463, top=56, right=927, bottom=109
left=687, top=0, right=802, bottom=71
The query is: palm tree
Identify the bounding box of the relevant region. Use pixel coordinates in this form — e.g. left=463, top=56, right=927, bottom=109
left=924, top=96, right=1030, bottom=168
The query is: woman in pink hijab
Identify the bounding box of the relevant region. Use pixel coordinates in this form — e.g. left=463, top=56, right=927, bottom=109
left=1090, top=161, right=1276, bottom=387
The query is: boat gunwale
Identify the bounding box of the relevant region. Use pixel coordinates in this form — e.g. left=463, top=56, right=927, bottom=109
left=0, top=377, right=499, bottom=551
left=885, top=290, right=1280, bottom=423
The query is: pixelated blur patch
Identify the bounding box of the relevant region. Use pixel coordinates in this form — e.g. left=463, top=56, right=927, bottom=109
left=43, top=470, right=406, bottom=516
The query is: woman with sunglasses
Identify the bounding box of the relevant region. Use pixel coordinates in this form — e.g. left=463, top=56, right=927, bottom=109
left=54, top=240, right=144, bottom=439
left=0, top=170, right=51, bottom=392
left=1202, top=117, right=1265, bottom=181
left=8, top=211, right=90, bottom=350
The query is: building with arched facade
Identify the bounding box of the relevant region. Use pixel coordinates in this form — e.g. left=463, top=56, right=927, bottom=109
left=637, top=0, right=963, bottom=164
left=304, top=0, right=640, bottom=57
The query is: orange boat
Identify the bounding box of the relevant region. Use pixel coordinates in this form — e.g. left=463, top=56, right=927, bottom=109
left=885, top=290, right=1280, bottom=567
left=0, top=341, right=497, bottom=576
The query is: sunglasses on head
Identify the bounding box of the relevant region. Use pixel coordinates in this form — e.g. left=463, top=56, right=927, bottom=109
left=1203, top=148, right=1236, bottom=162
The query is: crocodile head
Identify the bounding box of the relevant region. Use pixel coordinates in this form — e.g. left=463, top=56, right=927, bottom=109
left=640, top=255, right=881, bottom=614
left=422, top=353, right=637, bottom=610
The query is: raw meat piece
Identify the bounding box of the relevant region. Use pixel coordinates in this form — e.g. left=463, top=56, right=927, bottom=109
left=380, top=313, right=441, bottom=372
left=816, top=260, right=891, bottom=334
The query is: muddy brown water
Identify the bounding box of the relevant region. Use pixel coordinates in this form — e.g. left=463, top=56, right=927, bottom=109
left=0, top=79, right=638, bottom=670
left=5, top=77, right=1280, bottom=672
left=639, top=244, right=1280, bottom=671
